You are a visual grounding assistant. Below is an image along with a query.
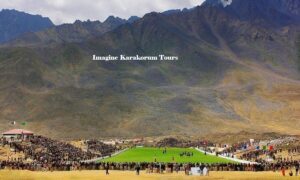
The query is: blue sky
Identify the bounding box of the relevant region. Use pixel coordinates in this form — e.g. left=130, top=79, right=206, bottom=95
left=0, top=0, right=205, bottom=24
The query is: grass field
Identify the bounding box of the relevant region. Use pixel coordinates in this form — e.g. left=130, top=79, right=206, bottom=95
left=102, top=147, right=233, bottom=163
left=0, top=170, right=296, bottom=180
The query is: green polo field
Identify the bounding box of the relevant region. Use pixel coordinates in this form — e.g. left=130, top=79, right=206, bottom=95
left=102, top=147, right=234, bottom=163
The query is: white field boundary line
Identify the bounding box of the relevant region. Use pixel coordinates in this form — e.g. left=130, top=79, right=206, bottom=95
left=195, top=148, right=258, bottom=165
left=81, top=148, right=129, bottom=163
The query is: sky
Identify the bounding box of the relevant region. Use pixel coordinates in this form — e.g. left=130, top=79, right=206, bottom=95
left=0, top=0, right=205, bottom=25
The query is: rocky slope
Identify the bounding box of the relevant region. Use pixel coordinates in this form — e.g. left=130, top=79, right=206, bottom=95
left=0, top=0, right=299, bottom=139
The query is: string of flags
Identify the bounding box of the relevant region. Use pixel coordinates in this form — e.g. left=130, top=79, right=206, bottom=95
left=218, top=138, right=275, bottom=151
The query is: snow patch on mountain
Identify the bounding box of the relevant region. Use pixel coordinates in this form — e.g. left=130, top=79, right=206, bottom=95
left=220, top=0, right=233, bottom=7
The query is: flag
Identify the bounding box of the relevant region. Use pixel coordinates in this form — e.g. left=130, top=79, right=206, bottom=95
left=263, top=145, right=267, bottom=150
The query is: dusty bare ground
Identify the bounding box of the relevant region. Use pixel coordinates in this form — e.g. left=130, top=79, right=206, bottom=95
left=0, top=170, right=298, bottom=180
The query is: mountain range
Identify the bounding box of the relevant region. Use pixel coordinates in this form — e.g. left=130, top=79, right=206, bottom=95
left=9, top=17, right=126, bottom=46
left=0, top=0, right=299, bottom=139
left=0, top=9, right=54, bottom=43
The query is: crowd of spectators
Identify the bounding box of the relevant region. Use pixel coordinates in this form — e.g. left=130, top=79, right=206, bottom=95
left=85, top=140, right=118, bottom=157
left=1, top=160, right=299, bottom=174
left=156, top=138, right=214, bottom=148
left=0, top=136, right=300, bottom=176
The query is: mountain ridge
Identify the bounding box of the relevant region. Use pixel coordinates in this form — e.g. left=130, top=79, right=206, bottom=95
left=203, top=0, right=300, bottom=26
left=6, top=16, right=139, bottom=46
left=0, top=9, right=54, bottom=43
left=0, top=0, right=299, bottom=139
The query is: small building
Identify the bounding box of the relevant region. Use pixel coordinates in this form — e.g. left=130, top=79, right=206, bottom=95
left=2, top=129, right=34, bottom=141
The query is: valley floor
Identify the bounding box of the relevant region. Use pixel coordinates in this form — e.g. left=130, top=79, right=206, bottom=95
left=0, top=170, right=298, bottom=180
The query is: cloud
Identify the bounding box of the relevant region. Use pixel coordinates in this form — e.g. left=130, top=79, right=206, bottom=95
left=0, top=0, right=205, bottom=24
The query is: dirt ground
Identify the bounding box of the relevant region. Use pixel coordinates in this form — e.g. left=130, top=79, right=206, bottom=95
left=0, top=170, right=299, bottom=180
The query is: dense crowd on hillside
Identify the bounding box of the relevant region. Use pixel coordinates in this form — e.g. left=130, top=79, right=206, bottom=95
left=0, top=135, right=118, bottom=170
left=287, top=146, right=300, bottom=155
left=85, top=140, right=118, bottom=157
left=219, top=141, right=254, bottom=155
left=11, top=136, right=95, bottom=162
left=204, top=137, right=300, bottom=165
left=156, top=138, right=214, bottom=148
left=0, top=136, right=300, bottom=176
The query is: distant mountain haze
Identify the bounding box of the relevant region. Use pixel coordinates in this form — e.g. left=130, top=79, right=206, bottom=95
left=0, top=0, right=203, bottom=24
left=4, top=15, right=141, bottom=46
left=203, top=0, right=300, bottom=26
left=0, top=9, right=54, bottom=43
